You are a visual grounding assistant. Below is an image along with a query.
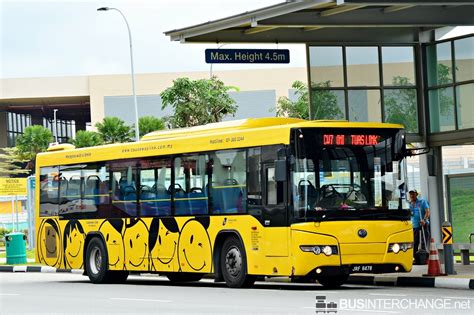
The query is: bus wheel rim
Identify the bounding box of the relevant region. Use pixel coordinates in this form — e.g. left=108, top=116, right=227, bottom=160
left=89, top=247, right=101, bottom=275
left=225, top=246, right=242, bottom=277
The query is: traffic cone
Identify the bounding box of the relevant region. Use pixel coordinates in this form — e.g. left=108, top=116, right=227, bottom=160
left=423, top=238, right=446, bottom=276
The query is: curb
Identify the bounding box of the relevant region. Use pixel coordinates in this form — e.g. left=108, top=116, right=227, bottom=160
left=0, top=265, right=83, bottom=274
left=347, top=275, right=474, bottom=290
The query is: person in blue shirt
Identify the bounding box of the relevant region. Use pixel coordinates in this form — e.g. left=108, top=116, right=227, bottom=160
left=409, top=189, right=431, bottom=257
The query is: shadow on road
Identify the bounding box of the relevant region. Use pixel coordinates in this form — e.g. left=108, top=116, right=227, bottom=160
left=59, top=276, right=374, bottom=291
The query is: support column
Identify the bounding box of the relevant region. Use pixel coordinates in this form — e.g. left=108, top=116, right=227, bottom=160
left=0, top=111, right=8, bottom=147
left=420, top=146, right=443, bottom=244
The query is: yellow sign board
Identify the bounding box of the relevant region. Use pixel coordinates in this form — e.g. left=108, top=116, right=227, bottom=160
left=442, top=226, right=453, bottom=244
left=0, top=178, right=28, bottom=196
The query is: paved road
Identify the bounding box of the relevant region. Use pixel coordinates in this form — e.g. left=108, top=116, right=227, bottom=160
left=1, top=273, right=473, bottom=314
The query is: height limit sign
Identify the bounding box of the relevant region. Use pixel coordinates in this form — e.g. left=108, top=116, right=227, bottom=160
left=205, top=49, right=290, bottom=64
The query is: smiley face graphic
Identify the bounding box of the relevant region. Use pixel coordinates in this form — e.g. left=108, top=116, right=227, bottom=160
left=99, top=219, right=125, bottom=270
left=37, top=218, right=62, bottom=267
left=150, top=218, right=180, bottom=272
left=63, top=220, right=85, bottom=269
left=177, top=217, right=212, bottom=273
left=123, top=218, right=149, bottom=270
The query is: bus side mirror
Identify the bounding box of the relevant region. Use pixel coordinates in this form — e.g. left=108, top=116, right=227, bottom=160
left=275, top=160, right=287, bottom=182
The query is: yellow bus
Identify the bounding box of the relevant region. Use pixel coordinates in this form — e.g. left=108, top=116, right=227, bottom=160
left=35, top=118, right=413, bottom=288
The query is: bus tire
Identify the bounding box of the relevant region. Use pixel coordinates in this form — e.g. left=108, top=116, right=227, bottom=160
left=316, top=274, right=349, bottom=288
left=221, top=236, right=255, bottom=288
left=166, top=272, right=204, bottom=282
left=85, top=237, right=109, bottom=284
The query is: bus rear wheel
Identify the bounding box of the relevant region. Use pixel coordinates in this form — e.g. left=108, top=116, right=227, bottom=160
left=85, top=237, right=110, bottom=284
left=220, top=236, right=255, bottom=288
left=316, top=274, right=349, bottom=288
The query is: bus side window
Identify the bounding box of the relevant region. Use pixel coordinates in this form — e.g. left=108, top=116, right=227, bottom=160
left=109, top=160, right=138, bottom=217
left=39, top=166, right=59, bottom=217
left=210, top=149, right=246, bottom=214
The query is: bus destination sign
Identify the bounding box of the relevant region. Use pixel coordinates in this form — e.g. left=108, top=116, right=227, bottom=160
left=205, top=49, right=290, bottom=64
left=323, top=134, right=380, bottom=146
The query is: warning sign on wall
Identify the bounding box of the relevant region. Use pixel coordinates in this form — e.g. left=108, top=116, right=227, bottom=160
left=0, top=178, right=28, bottom=196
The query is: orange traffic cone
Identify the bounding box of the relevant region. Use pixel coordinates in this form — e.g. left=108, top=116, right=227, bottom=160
left=423, top=238, right=446, bottom=276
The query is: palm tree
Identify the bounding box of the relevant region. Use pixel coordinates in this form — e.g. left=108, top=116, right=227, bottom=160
left=15, top=125, right=53, bottom=170
left=71, top=130, right=104, bottom=148
left=139, top=116, right=165, bottom=137
left=95, top=117, right=133, bottom=144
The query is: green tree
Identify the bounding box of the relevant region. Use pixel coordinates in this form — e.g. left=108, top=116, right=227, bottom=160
left=276, top=80, right=310, bottom=119
left=139, top=116, right=165, bottom=137
left=160, top=76, right=238, bottom=128
left=95, top=117, right=133, bottom=144
left=16, top=125, right=53, bottom=169
left=71, top=130, right=104, bottom=148
left=275, top=80, right=343, bottom=120
left=384, top=76, right=418, bottom=132
left=0, top=147, right=30, bottom=176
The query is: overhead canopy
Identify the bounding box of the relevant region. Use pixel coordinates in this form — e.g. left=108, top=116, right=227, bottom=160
left=165, top=0, right=474, bottom=44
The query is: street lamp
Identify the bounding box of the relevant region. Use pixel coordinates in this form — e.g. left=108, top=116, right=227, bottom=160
left=53, top=109, right=58, bottom=143
left=97, top=7, right=140, bottom=141
left=210, top=43, right=227, bottom=78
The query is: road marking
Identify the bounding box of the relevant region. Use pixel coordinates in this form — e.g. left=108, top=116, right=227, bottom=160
left=369, top=293, right=407, bottom=297
left=110, top=298, right=172, bottom=303
left=443, top=296, right=474, bottom=300
left=0, top=294, right=20, bottom=296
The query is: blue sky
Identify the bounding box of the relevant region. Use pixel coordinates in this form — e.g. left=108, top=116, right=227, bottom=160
left=0, top=0, right=306, bottom=78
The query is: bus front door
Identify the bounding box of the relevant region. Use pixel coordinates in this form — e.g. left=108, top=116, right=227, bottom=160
left=262, top=163, right=288, bottom=257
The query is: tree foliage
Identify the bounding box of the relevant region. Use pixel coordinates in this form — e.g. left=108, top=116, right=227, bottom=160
left=0, top=147, right=29, bottom=176
left=384, top=76, right=418, bottom=132
left=139, top=116, right=165, bottom=137
left=160, top=76, right=238, bottom=128
left=276, top=80, right=309, bottom=119
left=275, top=80, right=343, bottom=120
left=71, top=130, right=104, bottom=148
left=95, top=117, right=133, bottom=143
left=15, top=125, right=53, bottom=169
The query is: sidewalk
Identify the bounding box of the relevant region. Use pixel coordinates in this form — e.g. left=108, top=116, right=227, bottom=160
left=347, top=263, right=474, bottom=290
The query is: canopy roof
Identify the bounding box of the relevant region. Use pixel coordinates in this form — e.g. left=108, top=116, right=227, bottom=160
left=165, top=0, right=474, bottom=44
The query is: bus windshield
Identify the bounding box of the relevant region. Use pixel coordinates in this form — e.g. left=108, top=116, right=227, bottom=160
left=291, top=128, right=410, bottom=221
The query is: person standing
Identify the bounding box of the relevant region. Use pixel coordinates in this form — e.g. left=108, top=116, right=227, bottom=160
left=409, top=189, right=431, bottom=258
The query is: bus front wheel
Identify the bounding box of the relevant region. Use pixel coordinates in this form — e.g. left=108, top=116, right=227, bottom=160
left=316, top=274, right=349, bottom=288
left=220, top=236, right=255, bottom=288
left=85, top=237, right=110, bottom=284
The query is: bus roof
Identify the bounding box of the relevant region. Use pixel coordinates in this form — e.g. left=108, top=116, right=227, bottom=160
left=36, top=118, right=403, bottom=168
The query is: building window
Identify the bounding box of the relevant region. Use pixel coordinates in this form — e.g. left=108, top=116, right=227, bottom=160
left=43, top=118, right=76, bottom=143
left=426, top=35, right=474, bottom=133
left=308, top=45, right=418, bottom=133
left=6, top=112, right=31, bottom=147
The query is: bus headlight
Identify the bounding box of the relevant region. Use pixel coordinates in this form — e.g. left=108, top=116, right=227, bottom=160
left=392, top=243, right=400, bottom=254
left=388, top=242, right=413, bottom=253
left=322, top=246, right=332, bottom=256
left=300, top=245, right=338, bottom=256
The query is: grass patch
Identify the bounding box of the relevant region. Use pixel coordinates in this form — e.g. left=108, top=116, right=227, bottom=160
left=0, top=248, right=35, bottom=259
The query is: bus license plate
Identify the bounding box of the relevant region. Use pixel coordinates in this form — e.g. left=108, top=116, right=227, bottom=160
left=351, top=265, right=373, bottom=272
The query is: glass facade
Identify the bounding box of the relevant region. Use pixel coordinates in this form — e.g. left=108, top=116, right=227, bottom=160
left=426, top=35, right=474, bottom=134
left=7, top=112, right=32, bottom=147
left=308, top=45, right=418, bottom=132
left=43, top=118, right=76, bottom=143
